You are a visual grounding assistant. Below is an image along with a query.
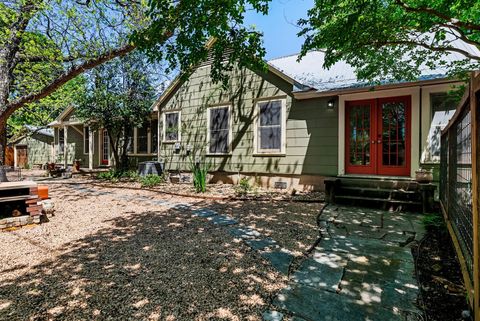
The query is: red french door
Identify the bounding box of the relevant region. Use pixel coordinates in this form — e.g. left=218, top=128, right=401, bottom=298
left=101, top=129, right=109, bottom=165
left=345, top=96, right=411, bottom=176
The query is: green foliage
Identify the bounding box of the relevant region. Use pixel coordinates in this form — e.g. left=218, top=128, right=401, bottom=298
left=189, top=159, right=208, bottom=193
left=422, top=212, right=446, bottom=231
left=235, top=177, right=252, bottom=196
left=96, top=169, right=139, bottom=182
left=134, top=0, right=270, bottom=87
left=76, top=51, right=156, bottom=171
left=140, top=174, right=164, bottom=188
left=8, top=77, right=87, bottom=137
left=299, top=0, right=480, bottom=82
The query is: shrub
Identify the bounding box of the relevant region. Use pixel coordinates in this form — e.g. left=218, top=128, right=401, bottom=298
left=235, top=177, right=252, bottom=196
left=422, top=212, right=446, bottom=231
left=140, top=174, right=163, bottom=188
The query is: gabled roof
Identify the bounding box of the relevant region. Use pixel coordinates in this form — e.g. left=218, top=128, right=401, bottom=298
left=48, top=106, right=76, bottom=127
left=24, top=125, right=54, bottom=137
left=268, top=49, right=478, bottom=93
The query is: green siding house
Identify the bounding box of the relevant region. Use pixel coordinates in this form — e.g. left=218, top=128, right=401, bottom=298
left=10, top=125, right=54, bottom=168
left=154, top=51, right=465, bottom=190
left=48, top=106, right=158, bottom=169
left=50, top=49, right=473, bottom=190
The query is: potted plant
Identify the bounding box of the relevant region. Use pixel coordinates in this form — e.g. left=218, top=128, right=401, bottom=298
left=415, top=168, right=433, bottom=183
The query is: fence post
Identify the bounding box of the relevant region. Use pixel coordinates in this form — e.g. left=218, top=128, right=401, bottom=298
left=471, top=72, right=480, bottom=321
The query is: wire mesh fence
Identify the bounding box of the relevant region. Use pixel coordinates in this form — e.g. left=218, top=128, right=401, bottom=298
left=441, top=108, right=474, bottom=277
left=440, top=72, right=479, bottom=319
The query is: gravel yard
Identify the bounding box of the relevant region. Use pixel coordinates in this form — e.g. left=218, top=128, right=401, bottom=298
left=0, top=180, right=322, bottom=321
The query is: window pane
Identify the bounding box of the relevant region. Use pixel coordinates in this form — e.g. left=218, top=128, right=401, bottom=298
left=210, top=108, right=229, bottom=131
left=125, top=127, right=134, bottom=153
left=260, top=101, right=281, bottom=126
left=165, top=113, right=179, bottom=141
left=259, top=127, right=281, bottom=150
left=381, top=102, right=406, bottom=166
left=210, top=130, right=229, bottom=154
left=137, top=122, right=149, bottom=153
left=151, top=119, right=158, bottom=153
left=84, top=127, right=89, bottom=154
left=58, top=129, right=64, bottom=154
left=209, top=107, right=229, bottom=153
left=426, top=93, right=457, bottom=160
left=348, top=105, right=370, bottom=165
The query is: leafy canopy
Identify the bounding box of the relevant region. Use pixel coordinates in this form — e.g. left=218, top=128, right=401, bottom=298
left=135, top=0, right=270, bottom=85
left=299, top=0, right=480, bottom=82
left=75, top=51, right=156, bottom=170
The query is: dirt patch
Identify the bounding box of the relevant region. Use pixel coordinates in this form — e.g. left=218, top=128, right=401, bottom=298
left=414, top=227, right=472, bottom=321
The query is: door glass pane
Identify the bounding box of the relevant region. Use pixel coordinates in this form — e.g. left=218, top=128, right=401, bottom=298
left=349, top=105, right=371, bottom=165
left=381, top=102, right=406, bottom=166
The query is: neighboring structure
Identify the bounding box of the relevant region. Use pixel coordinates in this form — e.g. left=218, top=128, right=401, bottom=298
left=9, top=125, right=54, bottom=168
left=48, top=106, right=158, bottom=169
left=154, top=50, right=474, bottom=190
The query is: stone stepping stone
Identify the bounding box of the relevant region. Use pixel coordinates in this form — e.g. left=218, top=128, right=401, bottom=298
left=274, top=283, right=401, bottom=321
left=229, top=227, right=262, bottom=239
left=192, top=209, right=218, bottom=217
left=172, top=204, right=191, bottom=210
left=261, top=251, right=294, bottom=275
left=245, top=238, right=277, bottom=250
left=208, top=215, right=238, bottom=226
left=262, top=310, right=283, bottom=321
left=291, top=256, right=345, bottom=293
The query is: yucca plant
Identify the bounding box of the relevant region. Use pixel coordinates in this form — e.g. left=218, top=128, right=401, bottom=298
left=189, top=157, right=208, bottom=193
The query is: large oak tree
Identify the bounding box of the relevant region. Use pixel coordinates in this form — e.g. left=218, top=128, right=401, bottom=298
left=299, top=0, right=480, bottom=82
left=0, top=0, right=269, bottom=167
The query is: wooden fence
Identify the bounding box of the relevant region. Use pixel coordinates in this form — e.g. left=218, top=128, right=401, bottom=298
left=440, top=71, right=479, bottom=320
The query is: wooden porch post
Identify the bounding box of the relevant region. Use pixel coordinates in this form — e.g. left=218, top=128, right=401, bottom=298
left=63, top=125, right=68, bottom=169
left=89, top=128, right=94, bottom=170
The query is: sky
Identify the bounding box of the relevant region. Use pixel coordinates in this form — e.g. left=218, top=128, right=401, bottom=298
left=245, top=0, right=314, bottom=60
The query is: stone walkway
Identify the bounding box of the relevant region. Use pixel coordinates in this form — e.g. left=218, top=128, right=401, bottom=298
left=69, top=184, right=425, bottom=320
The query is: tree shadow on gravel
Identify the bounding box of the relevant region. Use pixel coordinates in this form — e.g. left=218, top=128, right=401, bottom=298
left=204, top=200, right=322, bottom=256
left=0, top=205, right=286, bottom=321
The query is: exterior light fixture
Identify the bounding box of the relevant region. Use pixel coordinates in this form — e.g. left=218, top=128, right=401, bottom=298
left=327, top=99, right=335, bottom=110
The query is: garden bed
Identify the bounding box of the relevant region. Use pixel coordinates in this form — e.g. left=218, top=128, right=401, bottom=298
left=92, top=177, right=325, bottom=203
left=414, top=224, right=472, bottom=321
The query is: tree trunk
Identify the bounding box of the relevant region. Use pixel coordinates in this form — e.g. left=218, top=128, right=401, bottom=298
left=120, top=124, right=130, bottom=172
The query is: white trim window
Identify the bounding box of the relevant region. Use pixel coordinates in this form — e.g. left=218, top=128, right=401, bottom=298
left=163, top=111, right=181, bottom=142
left=83, top=126, right=91, bottom=154
left=58, top=128, right=65, bottom=155
left=254, top=99, right=286, bottom=155
left=207, top=105, right=231, bottom=155
left=136, top=121, right=149, bottom=154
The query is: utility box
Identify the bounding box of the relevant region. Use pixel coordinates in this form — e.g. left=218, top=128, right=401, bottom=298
left=138, top=161, right=163, bottom=177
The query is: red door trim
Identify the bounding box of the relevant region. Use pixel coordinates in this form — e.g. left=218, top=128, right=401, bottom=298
left=344, top=95, right=411, bottom=177
left=345, top=99, right=376, bottom=175
left=376, top=96, right=411, bottom=176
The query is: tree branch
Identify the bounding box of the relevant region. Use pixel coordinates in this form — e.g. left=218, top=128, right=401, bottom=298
left=373, top=39, right=480, bottom=61
left=395, top=0, right=480, bottom=31
left=5, top=44, right=136, bottom=113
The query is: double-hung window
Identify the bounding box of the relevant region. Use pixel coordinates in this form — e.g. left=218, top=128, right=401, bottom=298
left=208, top=106, right=230, bottom=154
left=163, top=111, right=180, bottom=142
left=58, top=128, right=65, bottom=155
left=255, top=99, right=286, bottom=154
left=136, top=121, right=149, bottom=154
left=83, top=126, right=90, bottom=154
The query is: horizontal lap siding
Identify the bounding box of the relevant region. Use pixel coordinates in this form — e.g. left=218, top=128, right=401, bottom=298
left=160, top=65, right=338, bottom=176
